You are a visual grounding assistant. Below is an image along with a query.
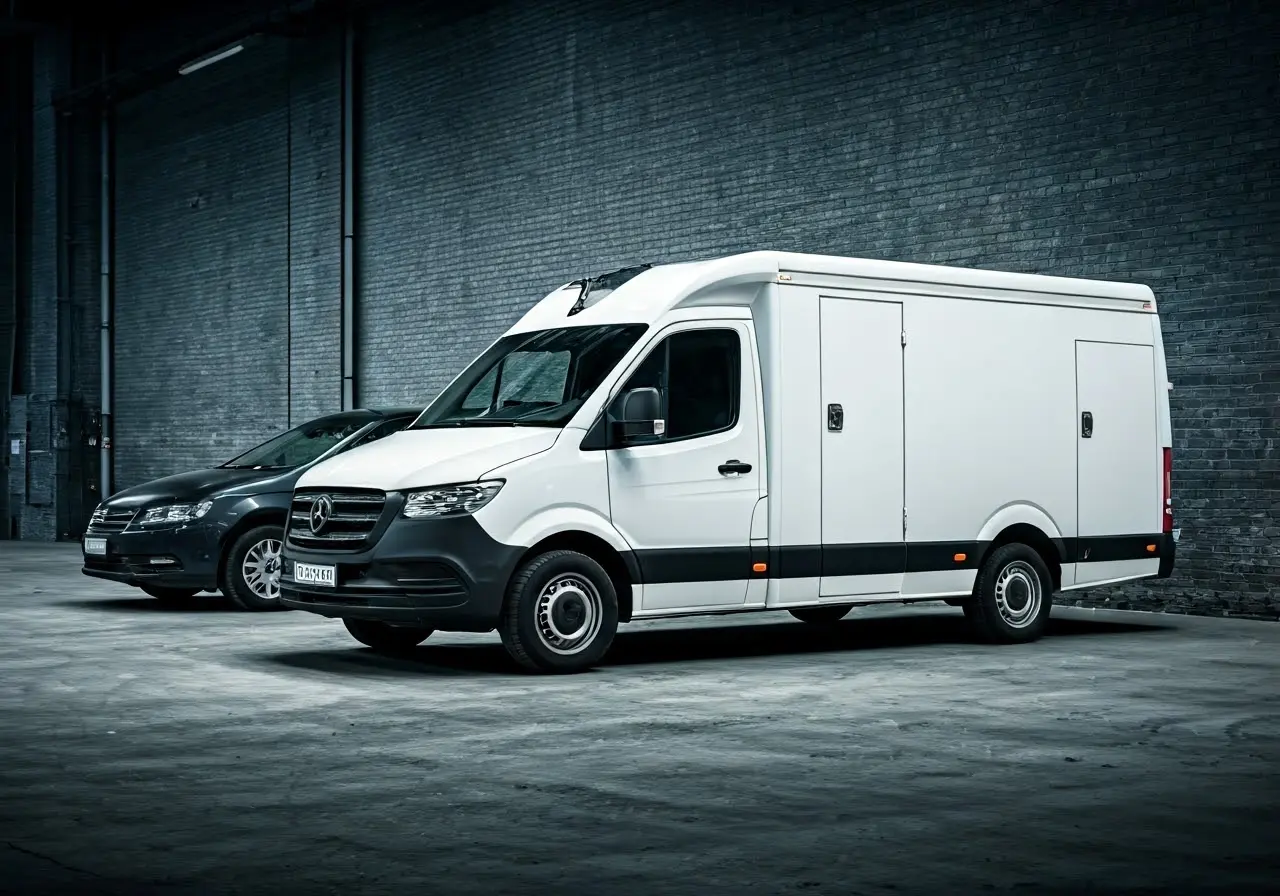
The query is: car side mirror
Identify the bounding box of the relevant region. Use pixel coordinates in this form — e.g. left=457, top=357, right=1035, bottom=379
left=610, top=387, right=664, bottom=445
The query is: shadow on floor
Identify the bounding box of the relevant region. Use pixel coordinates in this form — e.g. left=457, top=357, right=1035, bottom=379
left=54, top=595, right=234, bottom=613
left=254, top=612, right=1174, bottom=679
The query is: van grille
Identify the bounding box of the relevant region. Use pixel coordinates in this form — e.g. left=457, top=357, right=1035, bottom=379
left=287, top=489, right=386, bottom=551
left=86, top=506, right=138, bottom=534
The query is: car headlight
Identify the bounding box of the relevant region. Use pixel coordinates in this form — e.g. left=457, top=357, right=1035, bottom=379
left=402, top=481, right=503, bottom=519
left=133, top=500, right=214, bottom=528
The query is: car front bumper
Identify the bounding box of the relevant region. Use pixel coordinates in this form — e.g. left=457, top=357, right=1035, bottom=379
left=80, top=522, right=222, bottom=591
left=279, top=512, right=523, bottom=632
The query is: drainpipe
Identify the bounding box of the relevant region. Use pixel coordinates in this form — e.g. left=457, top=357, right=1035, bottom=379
left=339, top=13, right=356, bottom=411
left=98, top=48, right=112, bottom=499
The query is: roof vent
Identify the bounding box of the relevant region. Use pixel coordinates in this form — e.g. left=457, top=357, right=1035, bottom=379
left=566, top=263, right=653, bottom=316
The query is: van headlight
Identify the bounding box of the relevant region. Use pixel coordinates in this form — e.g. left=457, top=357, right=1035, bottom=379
left=132, top=500, right=214, bottom=528
left=402, top=481, right=504, bottom=519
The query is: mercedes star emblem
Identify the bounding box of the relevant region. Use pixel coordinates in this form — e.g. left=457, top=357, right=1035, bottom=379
left=309, top=494, right=334, bottom=534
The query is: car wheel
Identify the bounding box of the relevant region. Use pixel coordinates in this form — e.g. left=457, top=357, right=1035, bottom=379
left=498, top=550, right=619, bottom=674
left=788, top=605, right=853, bottom=624
left=343, top=619, right=433, bottom=654
left=965, top=542, right=1053, bottom=644
left=140, top=584, right=199, bottom=603
left=222, top=524, right=287, bottom=612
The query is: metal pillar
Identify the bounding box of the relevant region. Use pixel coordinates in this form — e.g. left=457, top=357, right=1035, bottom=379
left=98, top=49, right=113, bottom=500
left=339, top=14, right=356, bottom=411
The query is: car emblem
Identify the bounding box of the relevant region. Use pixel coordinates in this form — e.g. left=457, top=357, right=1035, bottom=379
left=309, top=494, right=334, bottom=534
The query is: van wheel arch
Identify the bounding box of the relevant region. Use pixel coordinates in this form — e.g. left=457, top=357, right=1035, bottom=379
left=216, top=509, right=289, bottom=593
left=976, top=523, right=1063, bottom=593
left=514, top=531, right=635, bottom=623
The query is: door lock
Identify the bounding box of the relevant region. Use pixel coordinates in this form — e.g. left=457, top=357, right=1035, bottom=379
left=1081, top=411, right=1093, bottom=439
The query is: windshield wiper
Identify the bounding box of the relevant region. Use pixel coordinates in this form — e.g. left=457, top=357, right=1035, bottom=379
left=411, top=419, right=536, bottom=429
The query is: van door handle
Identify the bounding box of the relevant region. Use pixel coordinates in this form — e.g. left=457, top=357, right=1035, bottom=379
left=718, top=460, right=752, bottom=475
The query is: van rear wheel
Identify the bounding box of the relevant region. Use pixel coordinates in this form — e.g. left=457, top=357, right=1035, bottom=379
left=966, top=543, right=1053, bottom=644
left=499, top=550, right=619, bottom=674
left=789, top=605, right=852, bottom=624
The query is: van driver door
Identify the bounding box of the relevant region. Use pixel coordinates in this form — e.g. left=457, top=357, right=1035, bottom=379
left=604, top=320, right=764, bottom=613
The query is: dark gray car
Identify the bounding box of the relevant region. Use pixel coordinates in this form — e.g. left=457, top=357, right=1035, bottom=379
left=80, top=408, right=421, bottom=610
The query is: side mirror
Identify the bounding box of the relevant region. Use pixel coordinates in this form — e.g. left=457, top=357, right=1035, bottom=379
left=611, top=387, right=665, bottom=445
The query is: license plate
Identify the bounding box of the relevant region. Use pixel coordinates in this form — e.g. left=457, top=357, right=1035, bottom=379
left=84, top=537, right=107, bottom=556
left=294, top=562, right=336, bottom=587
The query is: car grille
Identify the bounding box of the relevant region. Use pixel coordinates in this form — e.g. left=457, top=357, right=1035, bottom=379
left=86, top=506, right=138, bottom=534
left=287, top=489, right=386, bottom=551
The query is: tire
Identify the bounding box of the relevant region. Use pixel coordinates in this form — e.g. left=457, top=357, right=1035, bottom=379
left=343, top=618, right=433, bottom=654
left=965, top=542, right=1053, bottom=644
left=140, top=584, right=199, bottom=602
left=498, top=550, right=620, bottom=674
left=788, top=605, right=852, bottom=624
left=221, top=524, right=287, bottom=612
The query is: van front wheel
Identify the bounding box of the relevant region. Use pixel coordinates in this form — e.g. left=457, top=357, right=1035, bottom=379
left=499, top=550, right=619, bottom=674
left=966, top=543, right=1053, bottom=644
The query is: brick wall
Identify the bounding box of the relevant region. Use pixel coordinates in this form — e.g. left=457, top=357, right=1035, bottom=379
left=21, top=0, right=1280, bottom=617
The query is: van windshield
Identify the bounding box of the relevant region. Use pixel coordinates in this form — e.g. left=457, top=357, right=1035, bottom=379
left=411, top=324, right=648, bottom=429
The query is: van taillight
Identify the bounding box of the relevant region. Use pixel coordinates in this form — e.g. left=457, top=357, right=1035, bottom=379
left=1162, top=447, right=1173, bottom=534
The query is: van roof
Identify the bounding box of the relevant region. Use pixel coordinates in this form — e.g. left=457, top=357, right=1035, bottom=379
left=511, top=250, right=1157, bottom=334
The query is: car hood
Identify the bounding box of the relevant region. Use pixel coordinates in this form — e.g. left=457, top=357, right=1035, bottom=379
left=296, top=426, right=561, bottom=492
left=103, top=467, right=295, bottom=510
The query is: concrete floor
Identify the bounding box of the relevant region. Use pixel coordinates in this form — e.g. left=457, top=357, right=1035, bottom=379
left=0, top=542, right=1276, bottom=896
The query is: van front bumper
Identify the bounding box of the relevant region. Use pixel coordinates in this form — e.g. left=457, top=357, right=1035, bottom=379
left=278, top=514, right=523, bottom=632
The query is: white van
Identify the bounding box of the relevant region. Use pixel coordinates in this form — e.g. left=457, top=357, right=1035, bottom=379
left=279, top=251, right=1176, bottom=673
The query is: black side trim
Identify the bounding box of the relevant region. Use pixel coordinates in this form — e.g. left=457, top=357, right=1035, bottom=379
left=1067, top=534, right=1167, bottom=564
left=632, top=547, right=750, bottom=584
left=905, top=541, right=985, bottom=573
left=624, top=535, right=1168, bottom=585
left=772, top=545, right=820, bottom=578
left=821, top=543, right=904, bottom=577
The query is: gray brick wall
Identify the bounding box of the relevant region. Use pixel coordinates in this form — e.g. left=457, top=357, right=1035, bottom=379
left=17, top=0, right=1279, bottom=618
left=111, top=29, right=347, bottom=488
left=113, top=38, right=293, bottom=487
left=286, top=30, right=344, bottom=426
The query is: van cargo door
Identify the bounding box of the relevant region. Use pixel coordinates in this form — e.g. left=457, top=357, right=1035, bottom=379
left=818, top=296, right=906, bottom=598
left=1074, top=340, right=1161, bottom=586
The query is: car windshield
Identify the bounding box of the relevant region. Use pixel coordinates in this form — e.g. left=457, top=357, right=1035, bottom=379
left=221, top=414, right=372, bottom=469
left=411, top=324, right=649, bottom=429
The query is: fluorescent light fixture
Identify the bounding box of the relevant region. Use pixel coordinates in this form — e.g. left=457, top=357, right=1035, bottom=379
left=178, top=36, right=260, bottom=76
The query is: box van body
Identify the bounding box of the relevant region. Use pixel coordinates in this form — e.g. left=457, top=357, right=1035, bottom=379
left=279, top=251, right=1176, bottom=673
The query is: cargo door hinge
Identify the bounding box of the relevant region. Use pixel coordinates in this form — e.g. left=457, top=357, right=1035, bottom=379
left=902, top=507, right=908, bottom=535
left=901, top=330, right=907, bottom=347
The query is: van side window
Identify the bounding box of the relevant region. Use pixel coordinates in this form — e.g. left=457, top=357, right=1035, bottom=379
left=618, top=329, right=740, bottom=441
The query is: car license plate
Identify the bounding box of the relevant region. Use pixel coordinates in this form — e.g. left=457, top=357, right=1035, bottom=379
left=84, top=537, right=107, bottom=556
left=294, top=562, right=336, bottom=587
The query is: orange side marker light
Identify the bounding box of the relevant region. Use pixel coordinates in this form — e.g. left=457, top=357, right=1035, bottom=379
left=953, top=553, right=967, bottom=563
left=1146, top=544, right=1157, bottom=553
left=752, top=562, right=768, bottom=573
